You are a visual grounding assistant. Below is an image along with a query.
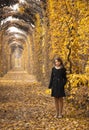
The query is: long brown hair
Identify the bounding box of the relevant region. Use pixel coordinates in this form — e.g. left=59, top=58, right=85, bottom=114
left=54, top=57, right=64, bottom=67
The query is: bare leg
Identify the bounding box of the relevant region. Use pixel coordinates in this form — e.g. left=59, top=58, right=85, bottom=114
left=54, top=97, right=59, bottom=116
left=59, top=97, right=63, bottom=116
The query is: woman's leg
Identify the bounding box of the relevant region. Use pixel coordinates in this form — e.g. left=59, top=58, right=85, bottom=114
left=54, top=97, right=59, bottom=116
left=59, top=97, right=63, bottom=116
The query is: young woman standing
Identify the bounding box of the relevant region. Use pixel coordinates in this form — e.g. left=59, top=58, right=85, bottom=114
left=48, top=57, right=67, bottom=118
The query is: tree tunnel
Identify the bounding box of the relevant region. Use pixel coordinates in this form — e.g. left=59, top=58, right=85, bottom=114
left=0, top=0, right=47, bottom=81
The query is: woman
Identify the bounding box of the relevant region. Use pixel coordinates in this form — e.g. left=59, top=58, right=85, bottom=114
left=48, top=57, right=67, bottom=118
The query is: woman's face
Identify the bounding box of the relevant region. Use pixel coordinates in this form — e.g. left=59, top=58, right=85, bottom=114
left=55, top=60, right=61, bottom=67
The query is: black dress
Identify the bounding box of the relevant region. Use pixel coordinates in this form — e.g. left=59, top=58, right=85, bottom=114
left=48, top=67, right=67, bottom=98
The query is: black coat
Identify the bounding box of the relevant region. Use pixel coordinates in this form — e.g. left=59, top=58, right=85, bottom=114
left=48, top=67, right=67, bottom=98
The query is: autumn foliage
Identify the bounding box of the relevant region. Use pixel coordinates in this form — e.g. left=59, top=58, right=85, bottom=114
left=0, top=0, right=89, bottom=119
left=33, top=0, right=89, bottom=110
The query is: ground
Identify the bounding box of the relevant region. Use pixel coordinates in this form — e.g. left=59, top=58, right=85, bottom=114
left=0, top=81, right=89, bottom=130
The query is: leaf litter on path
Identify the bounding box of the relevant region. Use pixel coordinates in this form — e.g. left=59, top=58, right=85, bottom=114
left=0, top=81, right=89, bottom=130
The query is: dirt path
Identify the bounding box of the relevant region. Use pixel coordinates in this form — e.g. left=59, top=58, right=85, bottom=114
left=0, top=82, right=89, bottom=130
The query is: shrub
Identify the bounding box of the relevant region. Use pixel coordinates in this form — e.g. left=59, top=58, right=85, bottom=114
left=65, top=74, right=89, bottom=111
